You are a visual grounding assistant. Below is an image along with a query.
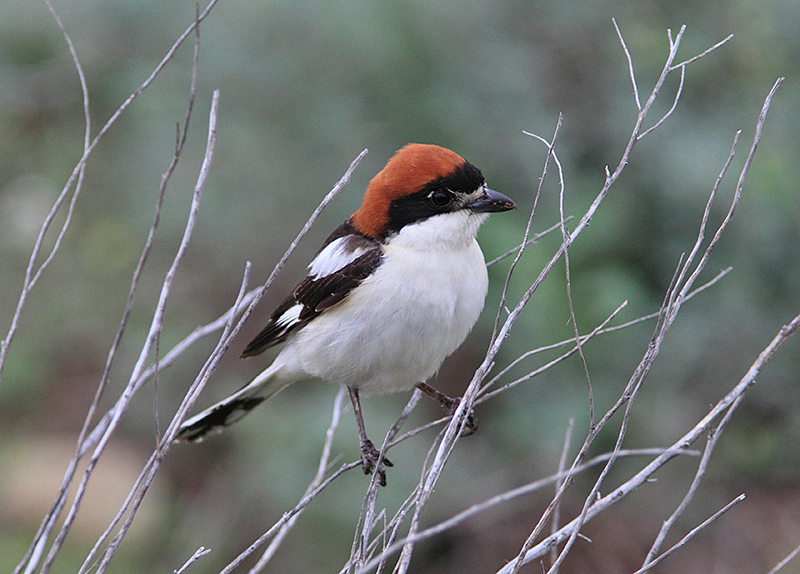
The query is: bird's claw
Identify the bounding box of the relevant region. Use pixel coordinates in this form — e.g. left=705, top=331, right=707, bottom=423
left=416, top=383, right=478, bottom=436
left=360, top=438, right=393, bottom=487
left=438, top=395, right=478, bottom=436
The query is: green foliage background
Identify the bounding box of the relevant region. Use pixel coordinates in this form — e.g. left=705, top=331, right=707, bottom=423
left=0, top=0, right=798, bottom=572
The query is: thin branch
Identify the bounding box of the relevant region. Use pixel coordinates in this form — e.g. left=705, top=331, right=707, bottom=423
left=247, top=387, right=348, bottom=573
left=154, top=2, right=203, bottom=440
left=493, top=310, right=800, bottom=573
left=175, top=547, right=211, bottom=574
left=492, top=116, right=562, bottom=340
left=477, top=266, right=730, bottom=404
left=90, top=231, right=247, bottom=574
left=549, top=418, right=574, bottom=573
left=766, top=543, right=800, bottom=574
left=637, top=65, right=685, bottom=140
left=0, top=0, right=222, bottom=385
left=613, top=18, right=641, bottom=110
left=0, top=0, right=92, bottom=384
left=554, top=124, right=593, bottom=427
left=356, top=448, right=699, bottom=573
left=485, top=217, right=572, bottom=267
left=63, top=89, right=220, bottom=574
left=631, top=494, right=746, bottom=574
left=11, top=3, right=91, bottom=570
left=641, top=382, right=746, bottom=567
left=532, top=75, right=782, bottom=574
left=670, top=33, right=734, bottom=71
left=14, top=7, right=221, bottom=568
left=477, top=299, right=628, bottom=404
left=79, top=287, right=259, bottom=456
left=29, top=0, right=91, bottom=290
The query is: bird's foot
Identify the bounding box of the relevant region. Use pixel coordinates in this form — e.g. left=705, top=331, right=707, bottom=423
left=416, top=383, right=478, bottom=436
left=437, top=395, right=478, bottom=436
left=359, top=438, right=393, bottom=487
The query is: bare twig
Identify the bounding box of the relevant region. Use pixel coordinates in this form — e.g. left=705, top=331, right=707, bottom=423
left=492, top=116, right=562, bottom=340
left=552, top=122, right=594, bottom=427
left=0, top=0, right=91, bottom=387
left=29, top=0, right=91, bottom=290
left=766, top=543, right=800, bottom=574
left=0, top=0, right=221, bottom=385
left=356, top=448, right=700, bottom=573
left=154, top=3, right=203, bottom=440
left=542, top=76, right=783, bottom=574
left=71, top=88, right=220, bottom=574
left=670, top=33, right=734, bottom=71
left=247, top=387, right=348, bottom=573
left=11, top=4, right=91, bottom=571
left=477, top=266, right=730, bottom=404
left=494, top=309, right=800, bottom=573
left=485, top=217, right=572, bottom=267
left=613, top=17, right=641, bottom=110
left=637, top=65, right=685, bottom=140
left=549, top=419, right=574, bottom=572
left=640, top=337, right=748, bottom=567
left=632, top=494, right=746, bottom=574
left=478, top=299, right=628, bottom=404
left=637, top=29, right=732, bottom=140
left=13, top=7, right=222, bottom=570
left=175, top=547, right=212, bottom=574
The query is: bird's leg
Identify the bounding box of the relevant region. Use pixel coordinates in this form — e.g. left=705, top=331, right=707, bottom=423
left=416, top=382, right=478, bottom=436
left=347, top=386, right=393, bottom=486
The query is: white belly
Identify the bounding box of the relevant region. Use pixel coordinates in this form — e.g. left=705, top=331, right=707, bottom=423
left=278, top=236, right=489, bottom=394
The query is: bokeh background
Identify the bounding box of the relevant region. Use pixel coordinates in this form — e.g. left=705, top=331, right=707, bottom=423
left=1, top=0, right=799, bottom=572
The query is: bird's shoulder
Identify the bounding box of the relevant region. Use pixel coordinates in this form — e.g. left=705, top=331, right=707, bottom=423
left=240, top=221, right=384, bottom=358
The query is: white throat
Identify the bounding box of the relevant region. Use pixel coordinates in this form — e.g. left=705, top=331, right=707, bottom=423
left=387, top=210, right=489, bottom=252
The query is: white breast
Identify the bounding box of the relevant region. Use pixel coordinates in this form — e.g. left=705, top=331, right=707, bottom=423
left=278, top=211, right=490, bottom=394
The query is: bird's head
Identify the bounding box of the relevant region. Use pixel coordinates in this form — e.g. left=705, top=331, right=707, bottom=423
left=350, top=144, right=515, bottom=241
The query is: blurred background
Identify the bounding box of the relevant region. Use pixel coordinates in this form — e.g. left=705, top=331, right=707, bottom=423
left=1, top=0, right=799, bottom=572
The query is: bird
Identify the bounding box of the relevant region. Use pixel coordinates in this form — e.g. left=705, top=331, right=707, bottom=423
left=177, top=143, right=515, bottom=486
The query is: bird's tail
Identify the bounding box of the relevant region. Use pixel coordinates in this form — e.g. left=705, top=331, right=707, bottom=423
left=176, top=362, right=290, bottom=442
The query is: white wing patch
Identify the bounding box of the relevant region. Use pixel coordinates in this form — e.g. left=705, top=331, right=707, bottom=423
left=308, top=236, right=371, bottom=279
left=275, top=303, right=303, bottom=328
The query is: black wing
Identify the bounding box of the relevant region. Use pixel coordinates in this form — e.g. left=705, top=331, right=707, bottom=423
left=240, top=223, right=383, bottom=358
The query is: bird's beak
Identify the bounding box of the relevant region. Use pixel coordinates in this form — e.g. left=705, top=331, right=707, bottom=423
left=468, top=187, right=516, bottom=213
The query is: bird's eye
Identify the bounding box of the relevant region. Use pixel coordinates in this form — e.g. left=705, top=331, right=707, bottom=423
left=429, top=191, right=451, bottom=207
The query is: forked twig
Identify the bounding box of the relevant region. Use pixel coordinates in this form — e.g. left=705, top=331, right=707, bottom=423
left=495, top=310, right=800, bottom=573
left=640, top=379, right=748, bottom=569
left=632, top=494, right=746, bottom=574
left=76, top=88, right=219, bottom=574
left=355, top=24, right=743, bottom=574
left=175, top=547, right=212, bottom=574
left=539, top=76, right=783, bottom=574
left=0, top=0, right=222, bottom=384
left=356, top=448, right=700, bottom=573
